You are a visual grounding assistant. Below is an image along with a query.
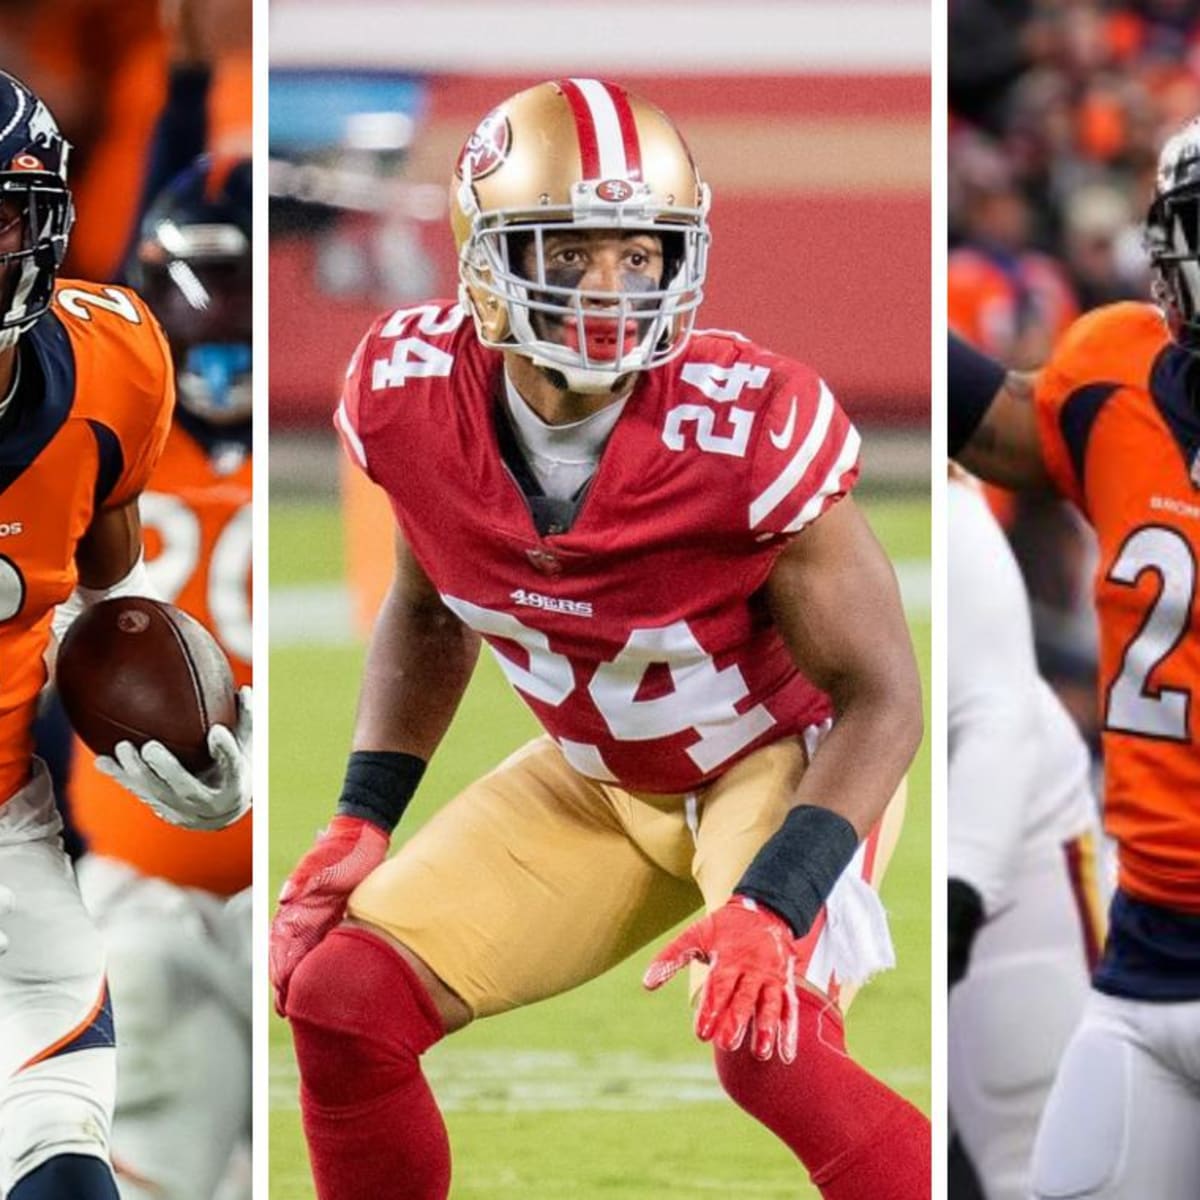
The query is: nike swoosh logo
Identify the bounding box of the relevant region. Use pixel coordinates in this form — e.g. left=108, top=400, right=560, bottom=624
left=769, top=399, right=798, bottom=450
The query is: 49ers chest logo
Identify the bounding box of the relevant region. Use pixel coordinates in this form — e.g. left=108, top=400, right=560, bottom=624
left=456, top=109, right=511, bottom=182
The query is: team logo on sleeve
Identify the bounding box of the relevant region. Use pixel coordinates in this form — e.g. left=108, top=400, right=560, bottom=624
left=456, top=109, right=511, bottom=182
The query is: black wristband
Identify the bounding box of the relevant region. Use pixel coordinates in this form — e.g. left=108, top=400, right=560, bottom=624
left=947, top=877, right=985, bottom=989
left=948, top=332, right=1006, bottom=456
left=335, top=750, right=427, bottom=835
left=733, top=805, right=860, bottom=938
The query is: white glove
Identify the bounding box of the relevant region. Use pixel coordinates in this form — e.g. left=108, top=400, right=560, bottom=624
left=96, top=686, right=253, bottom=831
left=0, top=884, right=13, bottom=955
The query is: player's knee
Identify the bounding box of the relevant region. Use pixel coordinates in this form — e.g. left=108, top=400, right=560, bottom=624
left=714, top=988, right=846, bottom=1113
left=288, top=927, right=445, bottom=1107
left=1031, top=1027, right=1129, bottom=1199
left=0, top=1092, right=112, bottom=1195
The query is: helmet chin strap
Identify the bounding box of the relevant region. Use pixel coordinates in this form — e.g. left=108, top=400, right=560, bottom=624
left=533, top=359, right=637, bottom=397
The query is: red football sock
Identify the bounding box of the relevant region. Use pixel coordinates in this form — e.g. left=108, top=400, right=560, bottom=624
left=287, top=927, right=450, bottom=1200
left=715, top=989, right=930, bottom=1200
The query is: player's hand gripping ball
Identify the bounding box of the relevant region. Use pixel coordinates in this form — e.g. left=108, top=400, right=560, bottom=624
left=270, top=815, right=390, bottom=1015
left=643, top=896, right=801, bottom=1062
left=56, top=597, right=251, bottom=829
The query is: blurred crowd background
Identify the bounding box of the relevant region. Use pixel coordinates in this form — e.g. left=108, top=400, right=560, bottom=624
left=0, top=0, right=250, bottom=285
left=267, top=0, right=931, bottom=446
left=949, top=0, right=1200, bottom=753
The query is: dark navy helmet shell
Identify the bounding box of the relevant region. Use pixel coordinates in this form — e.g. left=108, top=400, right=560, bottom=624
left=130, top=156, right=252, bottom=423
left=0, top=71, right=74, bottom=350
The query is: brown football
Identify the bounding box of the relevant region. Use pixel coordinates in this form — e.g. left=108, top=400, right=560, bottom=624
left=56, top=597, right=237, bottom=773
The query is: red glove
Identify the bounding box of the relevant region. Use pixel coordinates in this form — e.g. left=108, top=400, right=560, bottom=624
left=269, top=815, right=389, bottom=1015
left=643, top=896, right=800, bottom=1062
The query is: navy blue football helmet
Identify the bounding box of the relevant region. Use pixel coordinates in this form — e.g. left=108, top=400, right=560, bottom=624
left=0, top=71, right=74, bottom=350
left=129, top=156, right=252, bottom=423
left=1147, top=117, right=1200, bottom=353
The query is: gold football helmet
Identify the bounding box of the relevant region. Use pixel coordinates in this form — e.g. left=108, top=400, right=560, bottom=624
left=450, top=78, right=711, bottom=392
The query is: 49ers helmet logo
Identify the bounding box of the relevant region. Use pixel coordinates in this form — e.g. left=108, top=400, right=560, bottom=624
left=596, top=179, right=634, bottom=202
left=456, top=109, right=511, bottom=182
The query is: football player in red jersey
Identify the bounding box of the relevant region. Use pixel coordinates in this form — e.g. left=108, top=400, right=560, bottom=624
left=0, top=73, right=250, bottom=1200
left=950, top=118, right=1200, bottom=1200
left=271, top=80, right=929, bottom=1200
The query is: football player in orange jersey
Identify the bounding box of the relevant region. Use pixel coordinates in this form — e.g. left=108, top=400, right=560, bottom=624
left=64, top=156, right=252, bottom=1200
left=0, top=73, right=249, bottom=1200
left=272, top=79, right=929, bottom=1199
left=950, top=117, right=1200, bottom=1200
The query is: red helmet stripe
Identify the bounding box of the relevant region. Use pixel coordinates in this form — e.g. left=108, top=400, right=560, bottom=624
left=603, top=81, right=643, bottom=181
left=557, top=78, right=602, bottom=179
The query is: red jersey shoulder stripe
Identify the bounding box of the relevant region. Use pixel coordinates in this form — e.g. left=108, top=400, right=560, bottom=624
left=748, top=379, right=836, bottom=529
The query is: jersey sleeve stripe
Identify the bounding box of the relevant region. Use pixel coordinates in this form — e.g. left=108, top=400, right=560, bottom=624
left=783, top=424, right=861, bottom=533
left=335, top=397, right=368, bottom=470
left=1059, top=382, right=1118, bottom=497
left=85, top=419, right=124, bottom=509
left=748, top=380, right=834, bottom=529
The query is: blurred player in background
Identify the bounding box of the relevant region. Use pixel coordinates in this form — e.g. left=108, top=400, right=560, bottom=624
left=0, top=0, right=251, bottom=284
left=949, top=0, right=1200, bottom=748
left=271, top=79, right=929, bottom=1200
left=67, top=156, right=253, bottom=1200
left=0, top=71, right=249, bottom=1200
left=947, top=467, right=1102, bottom=1200
left=949, top=113, right=1200, bottom=1198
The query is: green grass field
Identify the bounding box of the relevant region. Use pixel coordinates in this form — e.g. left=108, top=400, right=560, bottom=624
left=269, top=496, right=931, bottom=1198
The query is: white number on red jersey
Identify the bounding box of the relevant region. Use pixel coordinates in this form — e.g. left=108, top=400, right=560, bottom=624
left=442, top=596, right=775, bottom=775
left=1105, top=525, right=1195, bottom=742
left=663, top=361, right=769, bottom=458
left=371, top=303, right=466, bottom=391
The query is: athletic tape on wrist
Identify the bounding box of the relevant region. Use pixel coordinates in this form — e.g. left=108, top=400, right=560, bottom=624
left=335, top=750, right=427, bottom=834
left=949, top=332, right=1006, bottom=457
left=734, top=804, right=860, bottom=938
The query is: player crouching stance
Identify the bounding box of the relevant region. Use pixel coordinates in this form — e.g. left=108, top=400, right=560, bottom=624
left=271, top=80, right=930, bottom=1199
left=0, top=73, right=250, bottom=1200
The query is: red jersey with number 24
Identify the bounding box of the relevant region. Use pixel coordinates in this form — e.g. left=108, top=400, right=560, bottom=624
left=337, top=300, right=860, bottom=794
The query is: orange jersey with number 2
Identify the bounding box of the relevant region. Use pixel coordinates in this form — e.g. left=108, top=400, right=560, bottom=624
left=1035, top=302, right=1200, bottom=912
left=0, top=280, right=173, bottom=805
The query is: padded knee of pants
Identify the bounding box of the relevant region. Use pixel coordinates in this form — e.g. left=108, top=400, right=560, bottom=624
left=1032, top=1027, right=1128, bottom=1198
left=287, top=927, right=443, bottom=1108
left=0, top=1089, right=111, bottom=1193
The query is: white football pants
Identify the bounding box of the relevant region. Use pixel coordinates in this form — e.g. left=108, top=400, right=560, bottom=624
left=0, top=761, right=114, bottom=1195
left=949, top=837, right=1096, bottom=1200
left=1032, top=988, right=1200, bottom=1199
left=76, top=858, right=251, bottom=1200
